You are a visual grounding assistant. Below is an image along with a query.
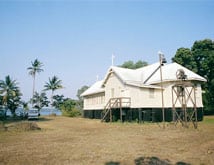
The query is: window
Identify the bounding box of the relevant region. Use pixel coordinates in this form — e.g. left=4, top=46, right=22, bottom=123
left=111, top=88, right=114, bottom=98
left=149, top=88, right=155, bottom=98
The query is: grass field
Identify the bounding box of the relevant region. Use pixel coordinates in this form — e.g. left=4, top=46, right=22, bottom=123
left=0, top=116, right=214, bottom=165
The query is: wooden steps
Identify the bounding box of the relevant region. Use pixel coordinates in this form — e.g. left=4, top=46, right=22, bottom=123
left=101, top=97, right=131, bottom=122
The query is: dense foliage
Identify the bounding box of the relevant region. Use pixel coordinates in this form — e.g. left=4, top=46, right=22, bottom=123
left=0, top=75, right=22, bottom=116
left=172, top=39, right=214, bottom=115
left=52, top=95, right=81, bottom=117
left=52, top=95, right=68, bottom=110
left=119, top=60, right=148, bottom=69
left=59, top=99, right=81, bottom=117
left=30, top=92, right=49, bottom=112
left=44, top=76, right=63, bottom=106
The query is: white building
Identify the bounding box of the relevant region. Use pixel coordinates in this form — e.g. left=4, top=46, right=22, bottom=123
left=81, top=62, right=206, bottom=122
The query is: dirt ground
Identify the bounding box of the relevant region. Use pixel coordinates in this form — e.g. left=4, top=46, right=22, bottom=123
left=0, top=116, right=214, bottom=165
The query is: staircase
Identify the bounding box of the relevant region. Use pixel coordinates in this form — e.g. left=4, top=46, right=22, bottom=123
left=101, top=97, right=131, bottom=122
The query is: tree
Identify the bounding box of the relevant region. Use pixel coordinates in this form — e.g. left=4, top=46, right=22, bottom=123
left=120, top=60, right=135, bottom=69
left=27, top=59, right=44, bottom=98
left=59, top=99, right=81, bottom=117
left=172, top=39, right=214, bottom=115
left=30, top=92, right=49, bottom=112
left=44, top=76, right=63, bottom=106
left=20, top=101, right=29, bottom=111
left=20, top=100, right=29, bottom=118
left=120, top=60, right=148, bottom=69
left=52, top=95, right=81, bottom=117
left=135, top=60, right=148, bottom=69
left=76, top=85, right=89, bottom=112
left=191, top=39, right=214, bottom=80
left=52, top=95, right=68, bottom=109
left=0, top=75, right=22, bottom=116
left=172, top=48, right=197, bottom=73
left=191, top=39, right=214, bottom=114
left=77, top=85, right=89, bottom=101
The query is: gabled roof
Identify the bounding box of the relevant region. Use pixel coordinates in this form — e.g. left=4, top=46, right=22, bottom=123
left=145, top=62, right=206, bottom=84
left=81, top=62, right=206, bottom=97
left=102, top=62, right=162, bottom=87
left=102, top=62, right=206, bottom=86
left=80, top=80, right=104, bottom=97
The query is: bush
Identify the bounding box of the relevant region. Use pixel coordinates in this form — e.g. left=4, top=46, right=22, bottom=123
left=59, top=99, right=81, bottom=117
left=0, top=108, right=6, bottom=120
left=62, top=107, right=81, bottom=117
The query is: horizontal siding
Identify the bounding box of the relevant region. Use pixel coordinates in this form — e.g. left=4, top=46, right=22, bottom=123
left=83, top=73, right=204, bottom=110
left=83, top=92, right=105, bottom=110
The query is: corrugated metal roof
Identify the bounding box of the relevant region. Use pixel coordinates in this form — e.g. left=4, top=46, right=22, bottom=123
left=104, top=62, right=206, bottom=85
left=145, top=62, right=206, bottom=84
left=80, top=80, right=104, bottom=97
left=81, top=62, right=206, bottom=97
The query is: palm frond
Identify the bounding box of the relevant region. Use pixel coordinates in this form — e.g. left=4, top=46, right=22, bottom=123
left=43, top=75, right=63, bottom=92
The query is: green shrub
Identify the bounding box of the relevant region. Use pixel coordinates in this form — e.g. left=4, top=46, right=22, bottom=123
left=62, top=107, right=81, bottom=117
left=59, top=99, right=81, bottom=117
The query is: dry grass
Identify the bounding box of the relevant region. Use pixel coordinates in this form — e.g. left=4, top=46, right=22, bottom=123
left=0, top=116, right=214, bottom=165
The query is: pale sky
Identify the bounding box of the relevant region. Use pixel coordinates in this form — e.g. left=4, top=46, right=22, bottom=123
left=0, top=0, right=213, bottom=101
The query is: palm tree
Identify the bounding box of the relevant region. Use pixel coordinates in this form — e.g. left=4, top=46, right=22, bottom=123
left=0, top=75, right=22, bottom=115
left=30, top=92, right=49, bottom=112
left=27, top=59, right=43, bottom=98
left=44, top=76, right=63, bottom=106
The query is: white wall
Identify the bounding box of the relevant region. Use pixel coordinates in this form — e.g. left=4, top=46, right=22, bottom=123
left=104, top=73, right=126, bottom=103
left=104, top=72, right=162, bottom=108
left=104, top=73, right=204, bottom=108
left=129, top=86, right=162, bottom=108
left=153, top=81, right=204, bottom=108
left=83, top=92, right=105, bottom=110
left=83, top=72, right=204, bottom=110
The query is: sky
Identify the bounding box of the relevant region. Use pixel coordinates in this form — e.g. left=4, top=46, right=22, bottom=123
left=0, top=0, right=213, bottom=101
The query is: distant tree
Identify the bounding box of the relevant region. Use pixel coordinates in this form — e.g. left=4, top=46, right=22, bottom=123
left=76, top=85, right=89, bottom=113
left=172, top=48, right=197, bottom=73
left=135, top=60, right=148, bottom=69
left=192, top=39, right=214, bottom=115
left=191, top=39, right=214, bottom=80
left=0, top=75, right=22, bottom=116
left=27, top=59, right=44, bottom=98
left=52, top=95, right=68, bottom=109
left=172, top=39, right=214, bottom=115
left=7, top=90, right=22, bottom=116
left=30, top=92, right=49, bottom=112
left=20, top=101, right=29, bottom=111
left=77, top=85, right=89, bottom=101
left=20, top=100, right=29, bottom=117
left=120, top=60, right=135, bottom=69
left=120, top=60, right=148, bottom=69
left=44, top=76, right=63, bottom=106
left=59, top=99, right=81, bottom=117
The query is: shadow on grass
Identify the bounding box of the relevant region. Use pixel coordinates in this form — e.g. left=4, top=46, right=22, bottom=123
left=105, top=161, right=120, bottom=165
left=37, top=117, right=53, bottom=122
left=0, top=117, right=28, bottom=124
left=0, top=116, right=53, bottom=125
left=105, top=156, right=190, bottom=165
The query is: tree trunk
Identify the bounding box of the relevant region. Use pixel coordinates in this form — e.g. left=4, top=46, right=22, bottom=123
left=51, top=90, right=54, bottom=114
left=32, top=75, right=35, bottom=98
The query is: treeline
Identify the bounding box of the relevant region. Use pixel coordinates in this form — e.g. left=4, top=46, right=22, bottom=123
left=0, top=59, right=81, bottom=118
